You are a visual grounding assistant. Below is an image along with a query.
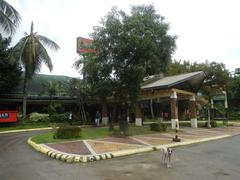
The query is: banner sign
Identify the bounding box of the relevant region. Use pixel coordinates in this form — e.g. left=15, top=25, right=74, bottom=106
left=0, top=111, right=18, bottom=123
left=76, top=37, right=96, bottom=55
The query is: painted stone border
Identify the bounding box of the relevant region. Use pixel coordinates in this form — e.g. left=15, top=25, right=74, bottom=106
left=27, top=137, right=114, bottom=163
left=0, top=125, right=95, bottom=134
left=27, top=134, right=233, bottom=163
left=0, top=127, right=53, bottom=134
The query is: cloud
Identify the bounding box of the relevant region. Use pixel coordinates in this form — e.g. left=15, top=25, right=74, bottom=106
left=8, top=0, right=240, bottom=77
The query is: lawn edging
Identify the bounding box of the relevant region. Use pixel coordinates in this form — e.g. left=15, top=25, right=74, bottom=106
left=27, top=137, right=114, bottom=163
left=0, top=127, right=52, bottom=134
left=27, top=133, right=233, bottom=163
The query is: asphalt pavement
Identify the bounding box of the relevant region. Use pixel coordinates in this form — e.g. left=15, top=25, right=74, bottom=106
left=1, top=130, right=240, bottom=180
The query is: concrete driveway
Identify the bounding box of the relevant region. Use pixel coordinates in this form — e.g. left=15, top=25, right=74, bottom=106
left=1, top=130, right=240, bottom=180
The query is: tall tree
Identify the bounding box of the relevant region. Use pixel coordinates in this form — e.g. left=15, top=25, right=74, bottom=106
left=67, top=78, right=88, bottom=123
left=227, top=68, right=240, bottom=112
left=0, top=0, right=21, bottom=35
left=167, top=60, right=230, bottom=97
left=0, top=34, right=21, bottom=94
left=13, top=22, right=59, bottom=118
left=48, top=80, right=59, bottom=98
left=81, top=5, right=176, bottom=133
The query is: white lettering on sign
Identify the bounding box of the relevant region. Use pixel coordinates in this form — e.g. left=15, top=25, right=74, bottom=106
left=0, top=113, right=9, bottom=119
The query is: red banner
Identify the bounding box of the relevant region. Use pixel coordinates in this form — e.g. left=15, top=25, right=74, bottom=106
left=0, top=111, right=18, bottom=123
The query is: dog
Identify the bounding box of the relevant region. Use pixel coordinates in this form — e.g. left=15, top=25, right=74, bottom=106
left=161, top=147, right=173, bottom=168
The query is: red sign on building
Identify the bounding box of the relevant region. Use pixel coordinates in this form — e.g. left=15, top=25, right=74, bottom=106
left=0, top=111, right=18, bottom=123
left=76, top=37, right=96, bottom=55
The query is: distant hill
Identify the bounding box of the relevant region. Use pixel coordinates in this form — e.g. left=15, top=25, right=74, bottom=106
left=13, top=74, right=75, bottom=96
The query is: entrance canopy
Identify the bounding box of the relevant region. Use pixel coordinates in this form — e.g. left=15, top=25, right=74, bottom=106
left=141, top=71, right=205, bottom=93
left=139, top=71, right=206, bottom=101
left=137, top=71, right=206, bottom=129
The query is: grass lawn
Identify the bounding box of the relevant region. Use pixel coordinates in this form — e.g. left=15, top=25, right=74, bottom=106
left=1, top=119, right=238, bottom=133
left=0, top=123, right=50, bottom=132
left=144, top=120, right=239, bottom=127
left=31, top=126, right=154, bottom=144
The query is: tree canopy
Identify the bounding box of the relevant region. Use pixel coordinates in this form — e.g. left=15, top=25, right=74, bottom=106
left=75, top=5, right=177, bottom=133
left=0, top=0, right=21, bottom=35
left=0, top=34, right=22, bottom=94
left=80, top=5, right=176, bottom=105
left=14, top=22, right=59, bottom=117
left=167, top=60, right=230, bottom=98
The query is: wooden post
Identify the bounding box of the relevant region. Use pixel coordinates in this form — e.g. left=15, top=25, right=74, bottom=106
left=223, top=91, right=228, bottom=126
left=170, top=91, right=179, bottom=129
left=135, top=104, right=142, bottom=126
left=210, top=98, right=214, bottom=120
left=102, top=104, right=108, bottom=125
left=189, top=95, right=197, bottom=128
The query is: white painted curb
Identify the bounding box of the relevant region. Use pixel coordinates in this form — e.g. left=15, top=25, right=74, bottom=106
left=27, top=133, right=235, bottom=163
left=27, top=137, right=114, bottom=163
left=0, top=127, right=52, bottom=134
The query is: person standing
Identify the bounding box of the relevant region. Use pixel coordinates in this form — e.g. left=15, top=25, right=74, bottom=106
left=69, top=111, right=73, bottom=125
left=95, top=111, right=101, bottom=127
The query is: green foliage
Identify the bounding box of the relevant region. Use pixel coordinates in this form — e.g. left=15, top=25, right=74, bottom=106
left=47, top=80, right=60, bottom=97
left=204, top=120, right=218, bottom=128
left=13, top=22, right=60, bottom=80
left=235, top=68, right=240, bottom=75
left=150, top=122, right=167, bottom=132
left=78, top=4, right=176, bottom=105
left=28, top=112, right=49, bottom=123
left=224, top=68, right=240, bottom=120
left=228, top=75, right=240, bottom=98
left=210, top=120, right=218, bottom=128
left=46, top=102, right=63, bottom=115
left=54, top=125, right=81, bottom=139
left=13, top=22, right=59, bottom=118
left=227, top=71, right=240, bottom=114
left=0, top=0, right=21, bottom=35
left=0, top=35, right=22, bottom=94
left=31, top=126, right=154, bottom=144
left=49, top=113, right=69, bottom=123
left=229, top=108, right=240, bottom=120
left=67, top=78, right=84, bottom=97
left=167, top=60, right=230, bottom=101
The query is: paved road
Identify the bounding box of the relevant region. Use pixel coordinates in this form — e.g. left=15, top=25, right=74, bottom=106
left=1, top=131, right=240, bottom=180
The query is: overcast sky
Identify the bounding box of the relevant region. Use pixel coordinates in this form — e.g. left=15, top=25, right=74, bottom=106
left=8, top=0, right=240, bottom=77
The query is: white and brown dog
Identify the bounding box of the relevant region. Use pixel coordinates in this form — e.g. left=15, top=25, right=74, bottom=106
left=161, top=147, right=174, bottom=168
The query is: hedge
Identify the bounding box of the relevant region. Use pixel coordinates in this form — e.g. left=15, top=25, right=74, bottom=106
left=54, top=125, right=81, bottom=139
left=150, top=122, right=167, bottom=132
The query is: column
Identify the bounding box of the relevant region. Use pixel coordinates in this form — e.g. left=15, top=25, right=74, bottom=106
left=102, top=104, right=108, bottom=125
left=170, top=91, right=179, bottom=129
left=189, top=95, right=197, bottom=128
left=223, top=91, right=228, bottom=125
left=135, top=104, right=142, bottom=126
left=210, top=98, right=214, bottom=120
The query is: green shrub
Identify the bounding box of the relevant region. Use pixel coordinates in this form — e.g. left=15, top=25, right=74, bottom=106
left=46, top=102, right=63, bottom=115
left=210, top=120, right=218, bottom=127
left=49, top=113, right=69, bottom=123
left=29, top=112, right=49, bottom=123
left=204, top=120, right=218, bottom=128
left=178, top=121, right=191, bottom=127
left=229, top=109, right=240, bottom=120
left=150, top=122, right=167, bottom=132
left=54, top=125, right=81, bottom=139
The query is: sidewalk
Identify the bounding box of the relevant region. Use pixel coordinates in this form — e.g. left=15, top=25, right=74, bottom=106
left=28, top=126, right=240, bottom=163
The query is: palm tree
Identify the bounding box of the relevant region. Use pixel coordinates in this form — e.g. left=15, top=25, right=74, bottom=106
left=0, top=0, right=21, bottom=35
left=14, top=22, right=60, bottom=118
